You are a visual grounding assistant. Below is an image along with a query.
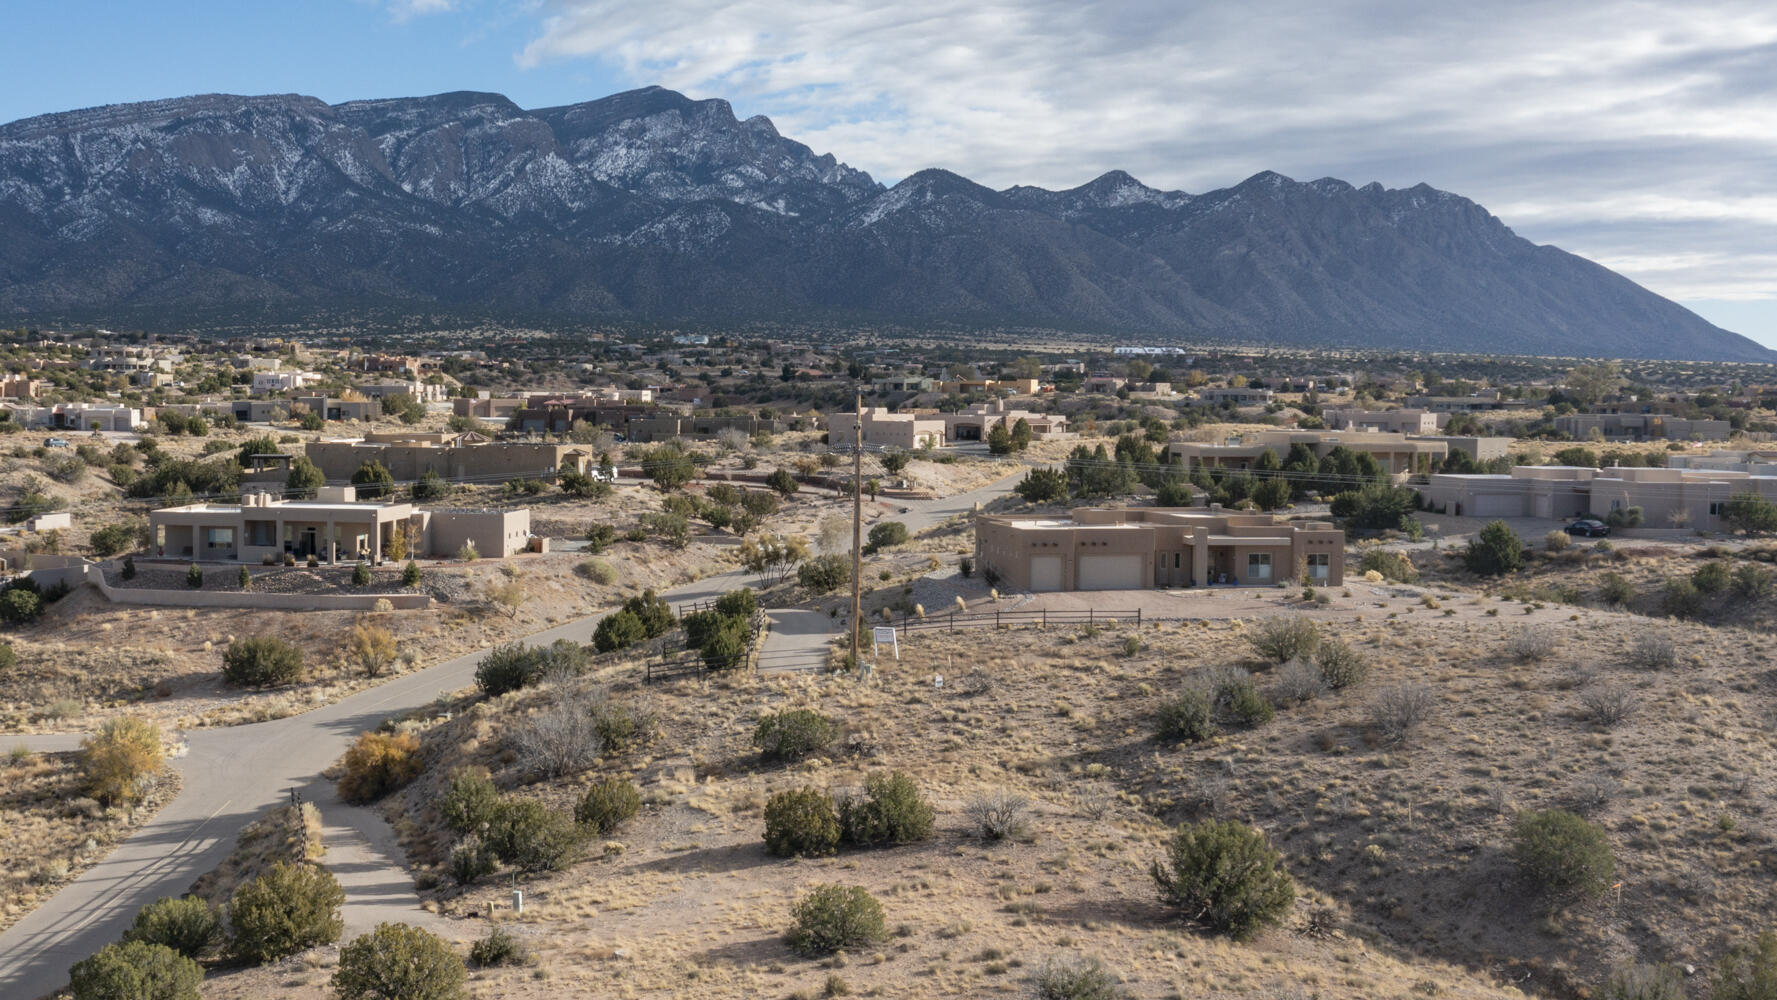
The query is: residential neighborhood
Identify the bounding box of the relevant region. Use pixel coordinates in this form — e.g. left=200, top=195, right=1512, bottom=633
left=4, top=330, right=1777, bottom=1000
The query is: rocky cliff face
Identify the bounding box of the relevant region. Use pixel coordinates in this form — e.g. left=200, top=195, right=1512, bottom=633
left=0, top=86, right=1764, bottom=361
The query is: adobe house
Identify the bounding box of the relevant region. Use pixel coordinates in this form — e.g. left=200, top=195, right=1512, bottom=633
left=941, top=399, right=1067, bottom=443
left=149, top=486, right=530, bottom=564
left=976, top=507, right=1343, bottom=591
left=827, top=407, right=947, bottom=450
left=1418, top=466, right=1597, bottom=519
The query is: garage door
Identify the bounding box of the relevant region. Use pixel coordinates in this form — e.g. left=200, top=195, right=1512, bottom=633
left=1469, top=493, right=1521, bottom=518
left=1029, top=556, right=1063, bottom=592
left=1077, top=554, right=1143, bottom=590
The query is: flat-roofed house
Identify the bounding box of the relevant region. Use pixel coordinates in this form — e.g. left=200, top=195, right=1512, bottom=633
left=1419, top=466, right=1598, bottom=519
left=976, top=507, right=1343, bottom=591
left=1324, top=408, right=1443, bottom=434
left=149, top=486, right=530, bottom=564
left=1552, top=413, right=1731, bottom=442
left=941, top=399, right=1067, bottom=443
left=827, top=407, right=946, bottom=450
left=304, top=434, right=589, bottom=483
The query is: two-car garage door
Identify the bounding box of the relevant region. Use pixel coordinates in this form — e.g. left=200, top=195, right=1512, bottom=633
left=1467, top=494, right=1521, bottom=518
left=1076, top=554, right=1144, bottom=590
left=1029, top=554, right=1144, bottom=591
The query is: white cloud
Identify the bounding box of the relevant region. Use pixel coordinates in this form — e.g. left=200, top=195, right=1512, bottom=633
left=513, top=0, right=1777, bottom=309
left=388, top=0, right=456, bottom=21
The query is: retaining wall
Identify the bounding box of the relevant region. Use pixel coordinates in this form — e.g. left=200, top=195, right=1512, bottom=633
left=33, top=561, right=432, bottom=611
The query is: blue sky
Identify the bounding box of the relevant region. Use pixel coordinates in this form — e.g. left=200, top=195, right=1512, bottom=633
left=6, top=0, right=1777, bottom=350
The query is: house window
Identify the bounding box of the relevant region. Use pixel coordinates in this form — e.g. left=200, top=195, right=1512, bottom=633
left=204, top=527, right=234, bottom=549
left=1248, top=553, right=1272, bottom=580
left=1709, top=501, right=1726, bottom=516
left=1307, top=553, right=1330, bottom=579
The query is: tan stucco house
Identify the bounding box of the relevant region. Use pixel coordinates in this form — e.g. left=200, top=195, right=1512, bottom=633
left=150, top=486, right=530, bottom=564
left=976, top=507, right=1344, bottom=591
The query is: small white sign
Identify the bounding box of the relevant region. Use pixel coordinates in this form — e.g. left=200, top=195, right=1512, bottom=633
left=873, top=626, right=900, bottom=660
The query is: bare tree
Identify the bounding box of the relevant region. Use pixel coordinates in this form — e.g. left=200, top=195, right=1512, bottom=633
left=964, top=792, right=1031, bottom=842
left=511, top=694, right=601, bottom=779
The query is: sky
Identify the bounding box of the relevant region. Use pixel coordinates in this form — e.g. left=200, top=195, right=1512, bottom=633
left=6, top=0, right=1777, bottom=349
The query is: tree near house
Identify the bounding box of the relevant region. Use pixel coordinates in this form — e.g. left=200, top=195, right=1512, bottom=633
left=285, top=456, right=325, bottom=499
left=1009, top=417, right=1037, bottom=451
left=986, top=422, right=1013, bottom=455
left=1724, top=493, right=1777, bottom=535
left=351, top=461, right=396, bottom=499
left=237, top=434, right=283, bottom=469
left=879, top=451, right=910, bottom=476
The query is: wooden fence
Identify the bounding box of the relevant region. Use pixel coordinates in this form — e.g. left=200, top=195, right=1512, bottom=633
left=882, top=607, right=1141, bottom=633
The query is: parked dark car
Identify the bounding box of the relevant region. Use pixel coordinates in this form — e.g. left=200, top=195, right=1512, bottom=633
left=1565, top=519, right=1611, bottom=537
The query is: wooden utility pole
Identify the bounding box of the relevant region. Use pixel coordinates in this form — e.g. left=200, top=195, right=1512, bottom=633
left=850, top=390, right=863, bottom=667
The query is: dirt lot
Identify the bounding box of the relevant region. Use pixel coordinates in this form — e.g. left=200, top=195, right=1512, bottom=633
left=210, top=566, right=1777, bottom=1000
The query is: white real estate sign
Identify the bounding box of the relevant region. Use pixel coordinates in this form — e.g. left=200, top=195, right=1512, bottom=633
left=873, top=626, right=899, bottom=660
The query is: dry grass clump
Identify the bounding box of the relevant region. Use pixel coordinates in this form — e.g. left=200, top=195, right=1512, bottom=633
left=1507, top=625, right=1558, bottom=662
left=1577, top=684, right=1637, bottom=728
left=1628, top=632, right=1678, bottom=671
left=1368, top=684, right=1435, bottom=745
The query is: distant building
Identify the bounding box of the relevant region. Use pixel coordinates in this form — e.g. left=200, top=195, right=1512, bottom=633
left=3, top=402, right=145, bottom=432
left=940, top=399, right=1067, bottom=443
left=1323, top=408, right=1443, bottom=434
left=304, top=433, right=591, bottom=483
left=252, top=370, right=320, bottom=394
left=1162, top=430, right=1447, bottom=478
left=1552, top=413, right=1730, bottom=442
left=1421, top=463, right=1777, bottom=529
left=872, top=375, right=935, bottom=394
left=976, top=507, right=1343, bottom=591
left=827, top=407, right=946, bottom=450
left=1194, top=386, right=1275, bottom=406
left=0, top=374, right=44, bottom=399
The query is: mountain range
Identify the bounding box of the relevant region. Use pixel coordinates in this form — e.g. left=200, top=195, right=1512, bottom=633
left=0, top=86, right=1767, bottom=362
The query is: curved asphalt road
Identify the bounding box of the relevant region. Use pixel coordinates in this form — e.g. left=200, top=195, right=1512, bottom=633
left=0, top=471, right=1024, bottom=998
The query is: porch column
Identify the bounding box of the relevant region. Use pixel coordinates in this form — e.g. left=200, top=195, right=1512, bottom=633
left=326, top=518, right=337, bottom=565
left=371, top=517, right=383, bottom=565
left=1192, top=537, right=1209, bottom=588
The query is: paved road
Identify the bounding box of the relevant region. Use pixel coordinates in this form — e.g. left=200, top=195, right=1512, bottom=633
left=0, top=471, right=1028, bottom=998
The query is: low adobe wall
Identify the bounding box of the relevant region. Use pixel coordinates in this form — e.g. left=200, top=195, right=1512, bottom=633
left=34, top=561, right=432, bottom=611
left=1609, top=528, right=1704, bottom=540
